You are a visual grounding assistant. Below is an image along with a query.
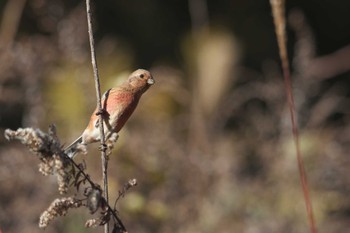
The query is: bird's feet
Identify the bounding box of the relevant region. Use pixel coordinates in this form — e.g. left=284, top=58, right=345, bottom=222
left=98, top=143, right=108, bottom=152
left=95, top=108, right=107, bottom=116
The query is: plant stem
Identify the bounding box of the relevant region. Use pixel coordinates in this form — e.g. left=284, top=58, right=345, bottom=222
left=85, top=0, right=109, bottom=232
left=270, top=1, right=317, bottom=233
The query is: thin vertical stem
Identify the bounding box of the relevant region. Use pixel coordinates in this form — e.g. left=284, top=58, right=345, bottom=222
left=85, top=0, right=109, bottom=232
left=270, top=1, right=317, bottom=233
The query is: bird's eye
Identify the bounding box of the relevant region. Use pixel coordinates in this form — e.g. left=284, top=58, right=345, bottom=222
left=139, top=74, right=144, bottom=79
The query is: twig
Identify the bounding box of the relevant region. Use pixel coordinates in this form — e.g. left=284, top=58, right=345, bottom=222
left=68, top=156, right=96, bottom=188
left=85, top=0, right=109, bottom=232
left=67, top=156, right=127, bottom=231
left=113, top=179, right=138, bottom=211
left=269, top=1, right=317, bottom=233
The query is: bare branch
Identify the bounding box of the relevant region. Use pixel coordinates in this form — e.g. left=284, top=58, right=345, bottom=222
left=85, top=0, right=110, bottom=232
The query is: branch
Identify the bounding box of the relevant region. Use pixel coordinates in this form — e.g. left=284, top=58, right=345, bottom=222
left=85, top=0, right=110, bottom=232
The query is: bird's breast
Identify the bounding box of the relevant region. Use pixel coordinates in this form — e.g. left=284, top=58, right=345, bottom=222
left=106, top=91, right=140, bottom=132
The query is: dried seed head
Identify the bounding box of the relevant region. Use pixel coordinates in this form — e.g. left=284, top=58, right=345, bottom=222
left=54, top=155, right=72, bottom=194
left=4, top=128, right=48, bottom=157
left=122, top=178, right=138, bottom=194
left=39, top=197, right=82, bottom=228
left=85, top=210, right=110, bottom=228
left=38, top=159, right=55, bottom=176
left=86, top=187, right=102, bottom=214
left=85, top=218, right=100, bottom=228
left=126, top=178, right=137, bottom=189
left=5, top=127, right=73, bottom=194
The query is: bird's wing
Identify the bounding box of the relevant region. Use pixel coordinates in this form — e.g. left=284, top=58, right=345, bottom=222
left=101, top=88, right=112, bottom=110
left=93, top=88, right=113, bottom=129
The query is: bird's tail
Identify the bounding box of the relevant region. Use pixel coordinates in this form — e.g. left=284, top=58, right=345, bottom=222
left=64, top=136, right=83, bottom=158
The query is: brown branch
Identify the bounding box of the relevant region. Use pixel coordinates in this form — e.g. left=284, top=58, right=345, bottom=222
left=85, top=1, right=110, bottom=232
left=269, top=1, right=318, bottom=233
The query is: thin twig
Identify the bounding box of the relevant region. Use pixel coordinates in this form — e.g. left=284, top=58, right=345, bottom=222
left=269, top=1, right=317, bottom=233
left=85, top=0, right=109, bottom=232
left=113, top=179, right=138, bottom=211
left=68, top=156, right=95, bottom=188
left=66, top=156, right=127, bottom=232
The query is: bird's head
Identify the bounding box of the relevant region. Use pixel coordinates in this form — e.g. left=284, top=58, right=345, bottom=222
left=127, top=69, right=155, bottom=93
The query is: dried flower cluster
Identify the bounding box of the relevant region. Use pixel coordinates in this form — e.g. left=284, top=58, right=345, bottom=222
left=120, top=179, right=138, bottom=197
left=125, top=178, right=137, bottom=189
left=39, top=197, right=83, bottom=228
left=4, top=126, right=73, bottom=194
left=85, top=218, right=100, bottom=228
left=113, top=178, right=138, bottom=211
left=4, top=127, right=55, bottom=157
left=85, top=211, right=110, bottom=228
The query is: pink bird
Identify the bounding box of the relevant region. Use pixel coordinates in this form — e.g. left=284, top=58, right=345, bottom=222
left=65, top=69, right=155, bottom=158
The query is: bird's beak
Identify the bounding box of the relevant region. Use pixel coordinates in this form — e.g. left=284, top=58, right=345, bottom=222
left=147, top=78, right=155, bottom=85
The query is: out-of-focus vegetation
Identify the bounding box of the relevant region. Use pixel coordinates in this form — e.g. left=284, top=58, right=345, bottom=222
left=1, top=0, right=350, bottom=233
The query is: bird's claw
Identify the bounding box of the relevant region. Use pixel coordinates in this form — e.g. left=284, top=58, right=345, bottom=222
left=99, top=143, right=108, bottom=152
left=96, top=108, right=107, bottom=116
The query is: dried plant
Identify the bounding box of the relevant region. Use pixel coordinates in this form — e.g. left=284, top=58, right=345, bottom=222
left=4, top=126, right=133, bottom=232
left=5, top=126, right=73, bottom=194
left=39, top=197, right=83, bottom=228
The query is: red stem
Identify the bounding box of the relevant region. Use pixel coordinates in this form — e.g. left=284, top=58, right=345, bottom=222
left=281, top=60, right=317, bottom=233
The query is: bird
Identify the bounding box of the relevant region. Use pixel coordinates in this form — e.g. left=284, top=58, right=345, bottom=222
left=64, top=69, right=155, bottom=158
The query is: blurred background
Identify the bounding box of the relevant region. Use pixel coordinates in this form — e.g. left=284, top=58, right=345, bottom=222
left=0, top=0, right=350, bottom=232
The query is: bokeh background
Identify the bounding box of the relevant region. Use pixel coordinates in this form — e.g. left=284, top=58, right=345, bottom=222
left=1, top=0, right=350, bottom=232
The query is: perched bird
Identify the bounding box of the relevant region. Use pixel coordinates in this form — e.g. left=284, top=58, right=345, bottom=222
left=64, top=69, right=155, bottom=158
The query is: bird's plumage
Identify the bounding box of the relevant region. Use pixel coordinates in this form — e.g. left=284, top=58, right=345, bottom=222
left=64, top=69, right=154, bottom=158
